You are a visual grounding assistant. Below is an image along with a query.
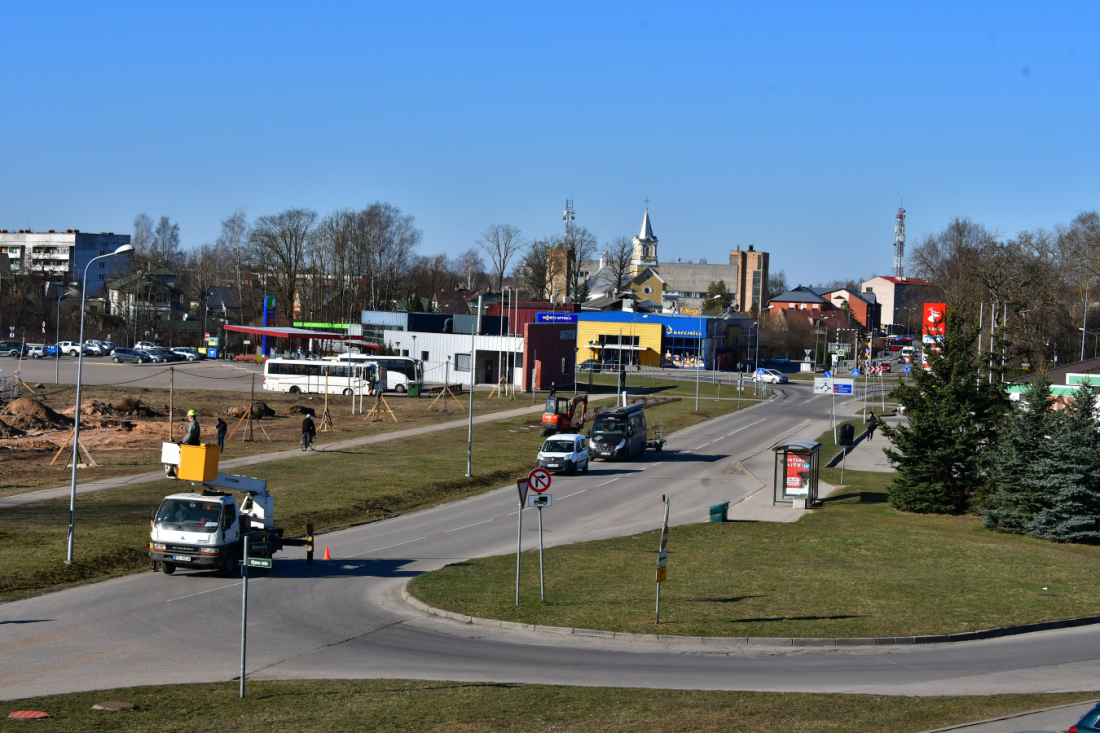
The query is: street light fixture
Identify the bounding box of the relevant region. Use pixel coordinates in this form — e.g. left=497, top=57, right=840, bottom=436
left=1080, top=328, right=1100, bottom=360
left=66, top=244, right=134, bottom=565
left=696, top=296, right=723, bottom=412
left=55, top=286, right=74, bottom=384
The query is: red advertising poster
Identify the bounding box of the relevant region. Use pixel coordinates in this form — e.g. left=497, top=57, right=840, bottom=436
left=785, top=452, right=810, bottom=495
left=923, top=303, right=946, bottom=338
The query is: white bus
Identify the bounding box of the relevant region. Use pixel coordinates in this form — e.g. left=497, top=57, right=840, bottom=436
left=334, top=355, right=422, bottom=392
left=263, top=359, right=386, bottom=395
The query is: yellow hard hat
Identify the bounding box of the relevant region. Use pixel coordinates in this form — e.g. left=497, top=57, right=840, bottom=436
left=187, top=409, right=197, bottom=417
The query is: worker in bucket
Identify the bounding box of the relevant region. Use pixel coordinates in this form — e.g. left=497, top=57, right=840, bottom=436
left=181, top=409, right=201, bottom=446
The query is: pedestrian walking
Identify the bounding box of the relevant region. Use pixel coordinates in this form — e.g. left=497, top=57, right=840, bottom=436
left=866, top=410, right=878, bottom=441
left=215, top=417, right=227, bottom=452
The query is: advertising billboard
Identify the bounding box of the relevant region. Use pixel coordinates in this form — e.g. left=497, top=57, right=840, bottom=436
left=785, top=452, right=811, bottom=495
left=923, top=303, right=946, bottom=338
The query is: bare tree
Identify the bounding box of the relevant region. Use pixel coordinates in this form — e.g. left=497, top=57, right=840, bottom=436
left=216, top=209, right=250, bottom=320
left=478, top=224, right=523, bottom=292
left=249, top=208, right=317, bottom=324
left=355, top=202, right=422, bottom=311
left=767, top=270, right=789, bottom=300
left=606, top=236, right=634, bottom=297
left=150, top=216, right=183, bottom=270
left=184, top=243, right=229, bottom=327
left=452, top=247, right=485, bottom=290
left=563, top=225, right=598, bottom=296
left=514, top=238, right=553, bottom=300
left=132, top=213, right=154, bottom=270
left=314, top=209, right=357, bottom=323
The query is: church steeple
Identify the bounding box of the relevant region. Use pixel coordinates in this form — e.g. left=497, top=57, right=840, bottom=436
left=631, top=207, right=659, bottom=274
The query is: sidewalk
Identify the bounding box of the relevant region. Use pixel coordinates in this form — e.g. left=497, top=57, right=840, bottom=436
left=0, top=399, right=599, bottom=509
left=838, top=414, right=902, bottom=473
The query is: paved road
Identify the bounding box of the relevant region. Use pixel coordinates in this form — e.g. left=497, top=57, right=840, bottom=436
left=7, top=383, right=1100, bottom=706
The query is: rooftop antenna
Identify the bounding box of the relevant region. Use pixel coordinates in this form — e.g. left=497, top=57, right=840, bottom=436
left=893, top=202, right=906, bottom=279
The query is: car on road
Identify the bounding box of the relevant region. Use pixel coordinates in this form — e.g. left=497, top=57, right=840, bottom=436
left=0, top=341, right=28, bottom=358
left=1065, top=701, right=1100, bottom=731
left=171, top=347, right=205, bottom=361
left=770, top=355, right=791, bottom=364
left=134, top=341, right=161, bottom=351
left=81, top=341, right=109, bottom=355
left=751, top=368, right=788, bottom=384
left=870, top=360, right=892, bottom=373
left=536, top=433, right=590, bottom=474
left=111, top=348, right=152, bottom=364
left=27, top=344, right=47, bottom=358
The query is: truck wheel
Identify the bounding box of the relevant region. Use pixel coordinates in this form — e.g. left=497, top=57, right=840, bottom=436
left=540, top=428, right=553, bottom=437
left=289, top=386, right=300, bottom=394
left=342, top=388, right=353, bottom=396
left=161, top=562, right=176, bottom=575
left=582, top=459, right=589, bottom=473
left=396, top=384, right=407, bottom=393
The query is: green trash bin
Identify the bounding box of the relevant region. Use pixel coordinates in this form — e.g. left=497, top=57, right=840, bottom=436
left=406, top=382, right=421, bottom=398
left=709, top=501, right=730, bottom=522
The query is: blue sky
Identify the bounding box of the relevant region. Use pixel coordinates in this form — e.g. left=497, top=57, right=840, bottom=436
left=2, top=2, right=1098, bottom=285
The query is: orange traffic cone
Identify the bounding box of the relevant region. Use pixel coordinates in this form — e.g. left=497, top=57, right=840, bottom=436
left=323, top=546, right=331, bottom=561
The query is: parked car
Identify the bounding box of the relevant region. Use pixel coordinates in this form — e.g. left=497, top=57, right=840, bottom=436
left=0, top=341, right=28, bottom=358
left=111, top=348, right=151, bottom=364
left=27, top=344, right=47, bottom=358
left=578, top=359, right=600, bottom=372
left=57, top=341, right=92, bottom=357
left=751, top=368, right=788, bottom=384
left=170, top=347, right=205, bottom=362
left=134, top=341, right=161, bottom=351
left=82, top=341, right=109, bottom=355
left=770, top=355, right=791, bottom=364
left=1065, top=701, right=1100, bottom=731
left=91, top=341, right=121, bottom=355
left=146, top=348, right=182, bottom=363
left=536, top=433, right=590, bottom=474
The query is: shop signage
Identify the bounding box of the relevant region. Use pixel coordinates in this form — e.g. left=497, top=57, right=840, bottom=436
left=664, top=324, right=702, bottom=337
left=923, top=303, right=946, bottom=338
left=536, top=312, right=578, bottom=323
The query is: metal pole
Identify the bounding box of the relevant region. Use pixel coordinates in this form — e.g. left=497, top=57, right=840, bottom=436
left=54, top=290, right=63, bottom=384
left=240, top=534, right=249, bottom=699
left=695, top=311, right=701, bottom=412
left=467, top=295, right=480, bottom=478
left=531, top=349, right=536, bottom=404
left=841, top=446, right=846, bottom=485
left=655, top=580, right=661, bottom=625
left=538, top=506, right=545, bottom=601
left=831, top=387, right=836, bottom=444
left=1083, top=280, right=1090, bottom=363
left=169, top=367, right=174, bottom=441
left=497, top=288, right=505, bottom=397
left=515, top=499, right=523, bottom=606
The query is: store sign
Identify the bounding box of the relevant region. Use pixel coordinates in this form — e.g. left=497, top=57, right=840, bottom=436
left=664, top=324, right=702, bottom=337
left=536, top=312, right=578, bottom=323
left=559, top=330, right=576, bottom=341
left=923, top=303, right=946, bottom=338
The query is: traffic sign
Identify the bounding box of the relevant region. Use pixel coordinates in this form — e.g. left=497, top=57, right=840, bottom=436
left=516, top=478, right=530, bottom=504
left=903, top=365, right=911, bottom=373
left=824, top=371, right=831, bottom=378
left=248, top=542, right=270, bottom=554
left=246, top=557, right=272, bottom=569
left=528, top=493, right=552, bottom=508
left=831, top=378, right=854, bottom=394
left=528, top=468, right=552, bottom=493
left=851, top=369, right=860, bottom=376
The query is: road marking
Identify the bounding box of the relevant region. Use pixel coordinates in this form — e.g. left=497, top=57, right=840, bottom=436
left=166, top=582, right=242, bottom=602
left=445, top=518, right=495, bottom=533
left=725, top=418, right=767, bottom=438
left=347, top=536, right=426, bottom=557
left=651, top=461, right=665, bottom=466
left=595, top=478, right=620, bottom=487
left=558, top=489, right=587, bottom=499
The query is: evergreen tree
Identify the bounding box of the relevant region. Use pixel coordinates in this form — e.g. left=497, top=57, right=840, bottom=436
left=879, top=310, right=1009, bottom=514
left=1028, top=385, right=1100, bottom=543
left=983, top=375, right=1056, bottom=534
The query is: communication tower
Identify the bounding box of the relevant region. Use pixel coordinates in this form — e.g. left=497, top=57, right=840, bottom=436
left=563, top=199, right=575, bottom=238
left=893, top=205, right=906, bottom=279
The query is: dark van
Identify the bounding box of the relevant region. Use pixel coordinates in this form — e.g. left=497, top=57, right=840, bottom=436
left=589, top=403, right=647, bottom=460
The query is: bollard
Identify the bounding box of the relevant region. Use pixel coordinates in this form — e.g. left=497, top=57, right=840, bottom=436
left=305, top=522, right=314, bottom=565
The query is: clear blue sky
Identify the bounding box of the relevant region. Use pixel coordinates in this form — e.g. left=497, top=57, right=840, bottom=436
left=2, top=2, right=1098, bottom=286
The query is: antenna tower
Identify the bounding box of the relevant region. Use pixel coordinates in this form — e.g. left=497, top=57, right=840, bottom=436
left=563, top=199, right=575, bottom=238
left=893, top=205, right=906, bottom=278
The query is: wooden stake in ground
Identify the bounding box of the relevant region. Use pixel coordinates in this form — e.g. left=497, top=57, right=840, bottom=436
left=426, top=382, right=465, bottom=413
left=49, top=427, right=98, bottom=467
left=365, top=390, right=398, bottom=422
left=244, top=374, right=255, bottom=442
left=488, top=375, right=508, bottom=399
left=168, top=366, right=174, bottom=441
left=319, top=370, right=334, bottom=431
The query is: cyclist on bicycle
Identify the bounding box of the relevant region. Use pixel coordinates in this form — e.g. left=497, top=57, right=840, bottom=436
left=301, top=414, right=316, bottom=449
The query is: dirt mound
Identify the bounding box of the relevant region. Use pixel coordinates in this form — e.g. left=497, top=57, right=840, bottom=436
left=289, top=405, right=316, bottom=416
left=59, top=400, right=124, bottom=418
left=0, top=418, right=26, bottom=438
left=227, top=403, right=275, bottom=419
left=5, top=397, right=60, bottom=420
left=0, top=438, right=57, bottom=452
left=3, top=398, right=71, bottom=432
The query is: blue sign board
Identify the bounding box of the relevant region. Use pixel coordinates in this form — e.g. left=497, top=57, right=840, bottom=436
left=823, top=371, right=831, bottom=378
left=903, top=365, right=911, bottom=373
left=833, top=384, right=853, bottom=394
left=851, top=369, right=860, bottom=376
left=535, top=312, right=578, bottom=324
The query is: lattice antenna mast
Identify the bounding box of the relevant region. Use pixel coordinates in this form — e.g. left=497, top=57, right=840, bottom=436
left=893, top=205, right=906, bottom=278
left=563, top=199, right=575, bottom=239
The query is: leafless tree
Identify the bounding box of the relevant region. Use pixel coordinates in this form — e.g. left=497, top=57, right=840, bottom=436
left=150, top=216, right=183, bottom=271
left=606, top=236, right=634, bottom=297
left=216, top=209, right=250, bottom=320
left=478, top=223, right=523, bottom=292
left=314, top=209, right=358, bottom=323
left=355, top=202, right=422, bottom=310
left=452, top=247, right=485, bottom=290
left=563, top=225, right=598, bottom=296
left=514, top=237, right=554, bottom=300
left=249, top=208, right=317, bottom=324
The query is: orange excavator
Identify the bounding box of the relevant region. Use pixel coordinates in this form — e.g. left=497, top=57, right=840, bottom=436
left=541, top=394, right=588, bottom=437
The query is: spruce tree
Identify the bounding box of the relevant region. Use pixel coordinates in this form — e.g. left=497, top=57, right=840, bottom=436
left=880, top=311, right=1009, bottom=514
left=983, top=375, right=1056, bottom=534
left=1027, top=385, right=1100, bottom=543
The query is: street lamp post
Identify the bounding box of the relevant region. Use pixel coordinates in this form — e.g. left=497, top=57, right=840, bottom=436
left=54, top=287, right=72, bottom=384
left=696, top=296, right=722, bottom=412
left=66, top=244, right=134, bottom=565
left=1080, top=328, right=1100, bottom=359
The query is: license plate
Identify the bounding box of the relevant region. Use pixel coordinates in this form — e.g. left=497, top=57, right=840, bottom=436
left=547, top=464, right=559, bottom=468
left=172, top=555, right=192, bottom=562
left=601, top=452, right=612, bottom=456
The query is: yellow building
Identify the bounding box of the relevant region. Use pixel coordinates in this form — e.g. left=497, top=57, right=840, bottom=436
left=577, top=319, right=664, bottom=368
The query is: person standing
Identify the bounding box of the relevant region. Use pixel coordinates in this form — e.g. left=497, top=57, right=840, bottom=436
left=215, top=417, right=227, bottom=452
left=866, top=410, right=878, bottom=441
left=181, top=410, right=201, bottom=446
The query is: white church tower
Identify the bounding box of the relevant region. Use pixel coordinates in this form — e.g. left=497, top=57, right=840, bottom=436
left=631, top=208, right=659, bottom=275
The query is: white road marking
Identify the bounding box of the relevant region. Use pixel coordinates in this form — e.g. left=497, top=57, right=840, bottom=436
left=558, top=489, right=587, bottom=499
left=725, top=418, right=767, bottom=437
left=347, top=536, right=426, bottom=557
left=445, top=518, right=495, bottom=533
left=595, top=478, right=620, bottom=487
left=166, top=582, right=242, bottom=602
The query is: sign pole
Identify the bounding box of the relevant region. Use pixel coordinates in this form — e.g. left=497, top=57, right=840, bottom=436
left=831, top=387, right=836, bottom=444
left=515, top=498, right=523, bottom=606
left=538, top=506, right=545, bottom=601
left=239, top=534, right=249, bottom=699
left=655, top=497, right=670, bottom=626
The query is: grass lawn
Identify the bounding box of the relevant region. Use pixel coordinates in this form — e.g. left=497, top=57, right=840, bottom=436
left=1, top=384, right=534, bottom=497
left=0, top=394, right=753, bottom=603
left=1, top=680, right=1096, bottom=733
left=584, top=373, right=770, bottom=403
left=409, top=428, right=1100, bottom=638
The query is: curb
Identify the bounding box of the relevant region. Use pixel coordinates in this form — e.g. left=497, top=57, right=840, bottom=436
left=400, top=584, right=1100, bottom=647
left=919, top=699, right=1097, bottom=732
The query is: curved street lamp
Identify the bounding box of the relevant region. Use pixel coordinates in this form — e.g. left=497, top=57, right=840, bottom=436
left=66, top=244, right=134, bottom=565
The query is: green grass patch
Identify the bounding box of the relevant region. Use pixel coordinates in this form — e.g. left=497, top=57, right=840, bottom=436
left=409, top=464, right=1100, bottom=638
left=0, top=396, right=752, bottom=603
left=1, top=680, right=1095, bottom=733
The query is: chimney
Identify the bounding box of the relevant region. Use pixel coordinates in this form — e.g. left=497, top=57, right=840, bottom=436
left=748, top=245, right=755, bottom=252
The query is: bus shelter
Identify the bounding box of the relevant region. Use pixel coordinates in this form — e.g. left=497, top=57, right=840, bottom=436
left=773, top=439, right=822, bottom=507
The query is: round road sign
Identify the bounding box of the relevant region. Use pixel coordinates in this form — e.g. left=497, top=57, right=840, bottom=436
left=528, top=468, right=552, bottom=493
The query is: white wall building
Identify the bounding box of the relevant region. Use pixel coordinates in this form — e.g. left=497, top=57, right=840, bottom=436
left=0, top=229, right=131, bottom=292
left=382, top=329, right=524, bottom=387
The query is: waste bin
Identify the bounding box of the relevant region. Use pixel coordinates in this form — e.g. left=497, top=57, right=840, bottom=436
left=709, top=501, right=730, bottom=522
left=406, top=381, right=421, bottom=398
left=838, top=423, right=855, bottom=447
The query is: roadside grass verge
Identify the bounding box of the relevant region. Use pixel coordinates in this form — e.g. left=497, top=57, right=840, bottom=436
left=584, top=373, right=770, bottom=402
left=2, top=384, right=531, bottom=497
left=0, top=397, right=751, bottom=603
left=1, top=680, right=1096, bottom=733
left=409, top=434, right=1100, bottom=637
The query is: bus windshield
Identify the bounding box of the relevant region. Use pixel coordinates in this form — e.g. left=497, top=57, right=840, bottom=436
left=592, top=416, right=627, bottom=436
left=155, top=499, right=222, bottom=532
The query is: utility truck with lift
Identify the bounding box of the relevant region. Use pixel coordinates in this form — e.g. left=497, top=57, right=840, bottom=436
left=151, top=442, right=284, bottom=575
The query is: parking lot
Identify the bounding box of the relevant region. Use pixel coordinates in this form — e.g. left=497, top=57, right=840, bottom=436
left=2, top=354, right=263, bottom=392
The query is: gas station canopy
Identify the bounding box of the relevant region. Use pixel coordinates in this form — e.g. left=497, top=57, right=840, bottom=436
left=223, top=325, right=379, bottom=349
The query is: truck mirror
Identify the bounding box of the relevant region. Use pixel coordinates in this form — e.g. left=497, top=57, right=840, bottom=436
left=149, top=507, right=157, bottom=521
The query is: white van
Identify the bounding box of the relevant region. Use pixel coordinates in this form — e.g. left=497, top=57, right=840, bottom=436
left=535, top=433, right=590, bottom=474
